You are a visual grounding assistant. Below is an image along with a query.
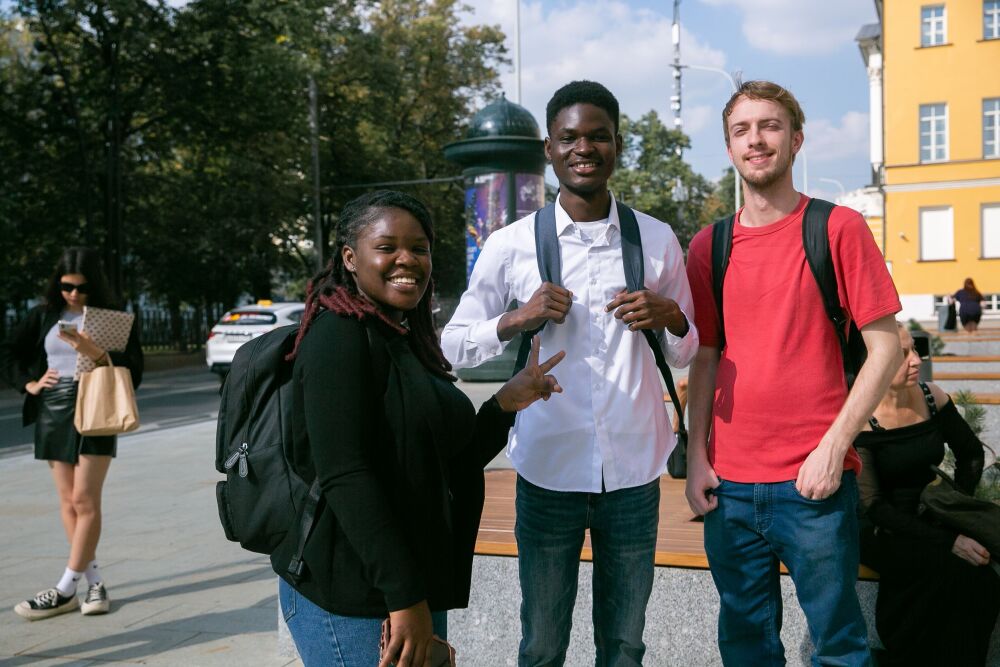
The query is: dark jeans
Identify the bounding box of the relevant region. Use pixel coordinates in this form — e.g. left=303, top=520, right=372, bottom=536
left=515, top=475, right=660, bottom=667
left=704, top=472, right=871, bottom=667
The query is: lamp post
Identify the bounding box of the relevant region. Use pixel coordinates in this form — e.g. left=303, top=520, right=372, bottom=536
left=678, top=64, right=742, bottom=212
left=817, top=177, right=846, bottom=201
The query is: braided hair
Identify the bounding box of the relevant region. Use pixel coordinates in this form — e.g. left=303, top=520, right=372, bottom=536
left=289, top=190, right=454, bottom=381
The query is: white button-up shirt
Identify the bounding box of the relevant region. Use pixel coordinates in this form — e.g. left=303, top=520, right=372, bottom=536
left=442, top=195, right=698, bottom=493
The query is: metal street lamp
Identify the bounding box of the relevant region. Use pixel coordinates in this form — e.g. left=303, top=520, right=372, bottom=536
left=678, top=63, right=742, bottom=212
left=817, top=177, right=847, bottom=200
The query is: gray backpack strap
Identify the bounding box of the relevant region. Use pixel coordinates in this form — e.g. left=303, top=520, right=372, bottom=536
left=616, top=203, right=687, bottom=438
left=514, top=204, right=560, bottom=374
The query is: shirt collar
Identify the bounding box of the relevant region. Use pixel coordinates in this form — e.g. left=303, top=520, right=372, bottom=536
left=554, top=192, right=622, bottom=237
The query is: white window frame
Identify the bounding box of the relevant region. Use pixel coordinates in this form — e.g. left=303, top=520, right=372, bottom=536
left=983, top=203, right=1000, bottom=258
left=986, top=0, right=1000, bottom=39
left=921, top=5, right=947, bottom=46
left=919, top=206, right=954, bottom=261
left=985, top=98, right=1000, bottom=158
left=920, top=103, right=948, bottom=163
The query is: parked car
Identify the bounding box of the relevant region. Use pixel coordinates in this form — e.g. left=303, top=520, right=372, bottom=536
left=205, top=301, right=305, bottom=379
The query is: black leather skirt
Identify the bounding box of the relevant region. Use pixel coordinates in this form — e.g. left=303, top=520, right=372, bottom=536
left=34, top=378, right=116, bottom=463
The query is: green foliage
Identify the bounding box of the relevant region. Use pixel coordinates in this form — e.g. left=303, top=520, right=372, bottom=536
left=609, top=110, right=717, bottom=248
left=0, top=0, right=506, bottom=340
left=952, top=389, right=985, bottom=436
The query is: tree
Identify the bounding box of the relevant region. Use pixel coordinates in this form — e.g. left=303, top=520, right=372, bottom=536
left=609, top=110, right=714, bottom=248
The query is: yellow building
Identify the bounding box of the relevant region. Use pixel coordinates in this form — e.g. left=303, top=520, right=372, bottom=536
left=857, top=0, right=1000, bottom=322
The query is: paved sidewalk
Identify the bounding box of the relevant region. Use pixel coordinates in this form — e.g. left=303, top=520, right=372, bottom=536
left=0, top=419, right=297, bottom=666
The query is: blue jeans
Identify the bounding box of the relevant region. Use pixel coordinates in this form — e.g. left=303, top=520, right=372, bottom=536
left=279, top=578, right=447, bottom=667
left=703, top=472, right=871, bottom=667
left=515, top=475, right=659, bottom=667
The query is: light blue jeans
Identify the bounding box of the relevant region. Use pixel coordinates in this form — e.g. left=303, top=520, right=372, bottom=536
left=703, top=472, right=871, bottom=667
left=515, top=475, right=660, bottom=667
left=279, top=579, right=447, bottom=667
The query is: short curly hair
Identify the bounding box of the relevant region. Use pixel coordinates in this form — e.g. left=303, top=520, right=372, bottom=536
left=546, top=80, right=620, bottom=134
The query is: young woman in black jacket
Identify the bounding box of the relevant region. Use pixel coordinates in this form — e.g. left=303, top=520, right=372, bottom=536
left=277, top=191, right=564, bottom=667
left=2, top=248, right=142, bottom=620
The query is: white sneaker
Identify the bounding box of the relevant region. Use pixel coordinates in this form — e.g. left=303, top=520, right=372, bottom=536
left=14, top=588, right=79, bottom=620
left=81, top=582, right=110, bottom=615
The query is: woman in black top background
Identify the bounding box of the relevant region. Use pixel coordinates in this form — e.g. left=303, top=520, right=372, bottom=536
left=855, top=324, right=998, bottom=666
left=276, top=191, right=564, bottom=667
left=2, top=247, right=142, bottom=620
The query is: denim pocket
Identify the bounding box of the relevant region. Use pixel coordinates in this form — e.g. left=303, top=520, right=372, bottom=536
left=789, top=481, right=833, bottom=504
left=279, top=580, right=297, bottom=623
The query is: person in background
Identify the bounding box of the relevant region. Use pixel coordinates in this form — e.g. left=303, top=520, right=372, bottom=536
left=953, top=278, right=984, bottom=334
left=2, top=247, right=143, bottom=619
left=277, top=190, right=564, bottom=667
left=855, top=323, right=1000, bottom=667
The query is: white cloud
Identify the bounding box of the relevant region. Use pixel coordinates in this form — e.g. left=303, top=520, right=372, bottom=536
left=460, top=0, right=730, bottom=133
left=802, top=111, right=868, bottom=163
left=698, top=0, right=876, bottom=55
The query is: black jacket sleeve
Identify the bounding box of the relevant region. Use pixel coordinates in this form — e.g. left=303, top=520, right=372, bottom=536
left=108, top=319, right=144, bottom=390
left=938, top=400, right=986, bottom=495
left=469, top=396, right=516, bottom=469
left=297, top=315, right=425, bottom=612
left=857, top=445, right=957, bottom=548
left=0, top=307, right=44, bottom=392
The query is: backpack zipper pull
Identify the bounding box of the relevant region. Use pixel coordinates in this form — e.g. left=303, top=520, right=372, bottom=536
left=224, top=443, right=249, bottom=478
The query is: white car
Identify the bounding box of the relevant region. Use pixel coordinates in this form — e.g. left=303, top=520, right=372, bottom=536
left=205, top=301, right=305, bottom=377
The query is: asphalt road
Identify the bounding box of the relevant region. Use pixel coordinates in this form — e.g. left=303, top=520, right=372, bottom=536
left=0, top=366, right=222, bottom=458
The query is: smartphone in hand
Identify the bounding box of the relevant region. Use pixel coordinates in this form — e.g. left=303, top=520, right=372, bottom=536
left=57, top=320, right=78, bottom=335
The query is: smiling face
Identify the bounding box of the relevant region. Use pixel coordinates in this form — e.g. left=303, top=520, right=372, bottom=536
left=59, top=273, right=89, bottom=311
left=726, top=96, right=802, bottom=191
left=341, top=207, right=431, bottom=322
left=890, top=328, right=922, bottom=390
left=545, top=103, right=622, bottom=198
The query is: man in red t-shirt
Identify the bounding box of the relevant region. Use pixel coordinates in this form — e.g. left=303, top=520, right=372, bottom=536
left=685, top=81, right=902, bottom=666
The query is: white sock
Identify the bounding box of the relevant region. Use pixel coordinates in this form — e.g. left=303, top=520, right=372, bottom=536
left=84, top=560, right=103, bottom=586
left=56, top=567, right=83, bottom=597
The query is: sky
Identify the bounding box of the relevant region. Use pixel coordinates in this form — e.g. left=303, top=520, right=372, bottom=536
left=460, top=0, right=882, bottom=202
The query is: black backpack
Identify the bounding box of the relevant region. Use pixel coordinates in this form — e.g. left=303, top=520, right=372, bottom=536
left=513, top=201, right=690, bottom=479
left=215, top=324, right=321, bottom=583
left=711, top=198, right=867, bottom=388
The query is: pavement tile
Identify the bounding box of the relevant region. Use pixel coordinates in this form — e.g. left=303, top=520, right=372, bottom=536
left=12, top=625, right=199, bottom=664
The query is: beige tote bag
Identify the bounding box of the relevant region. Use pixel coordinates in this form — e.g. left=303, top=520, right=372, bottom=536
left=74, top=362, right=140, bottom=436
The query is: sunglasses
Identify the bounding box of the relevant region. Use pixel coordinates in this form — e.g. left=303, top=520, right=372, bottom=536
left=59, top=282, right=90, bottom=295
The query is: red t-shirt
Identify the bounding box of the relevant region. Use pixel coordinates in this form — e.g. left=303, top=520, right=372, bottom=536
left=686, top=195, right=901, bottom=483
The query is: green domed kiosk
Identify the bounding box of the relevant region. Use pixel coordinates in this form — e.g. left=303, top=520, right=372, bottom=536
left=444, top=95, right=547, bottom=380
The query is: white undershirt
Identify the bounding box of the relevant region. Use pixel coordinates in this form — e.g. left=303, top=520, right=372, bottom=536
left=44, top=311, right=82, bottom=377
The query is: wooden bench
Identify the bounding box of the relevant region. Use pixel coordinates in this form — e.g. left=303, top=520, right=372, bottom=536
left=475, top=470, right=880, bottom=580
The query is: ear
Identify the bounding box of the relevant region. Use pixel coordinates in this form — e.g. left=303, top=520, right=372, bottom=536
left=342, top=245, right=357, bottom=274
left=615, top=133, right=624, bottom=158
left=791, top=129, right=804, bottom=156
left=543, top=136, right=552, bottom=162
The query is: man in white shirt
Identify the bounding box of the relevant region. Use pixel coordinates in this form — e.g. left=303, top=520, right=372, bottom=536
left=442, top=80, right=698, bottom=666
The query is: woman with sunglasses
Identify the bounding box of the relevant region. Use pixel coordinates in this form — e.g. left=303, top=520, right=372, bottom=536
left=1, top=247, right=142, bottom=620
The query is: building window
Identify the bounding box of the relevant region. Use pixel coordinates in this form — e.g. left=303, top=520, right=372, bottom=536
left=920, top=103, right=948, bottom=162
left=921, top=5, right=946, bottom=46
left=986, top=1, right=1000, bottom=39
left=985, top=98, right=1000, bottom=158
left=920, top=207, right=954, bottom=260
left=984, top=204, right=1000, bottom=258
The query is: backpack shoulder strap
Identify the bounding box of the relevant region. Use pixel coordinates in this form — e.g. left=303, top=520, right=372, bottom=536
left=616, top=202, right=644, bottom=293
left=514, top=204, right=560, bottom=374
left=618, top=202, right=687, bottom=436
left=801, top=198, right=866, bottom=388
left=711, top=215, right=736, bottom=349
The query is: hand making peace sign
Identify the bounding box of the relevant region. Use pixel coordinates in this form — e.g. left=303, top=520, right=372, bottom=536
left=494, top=336, right=566, bottom=412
